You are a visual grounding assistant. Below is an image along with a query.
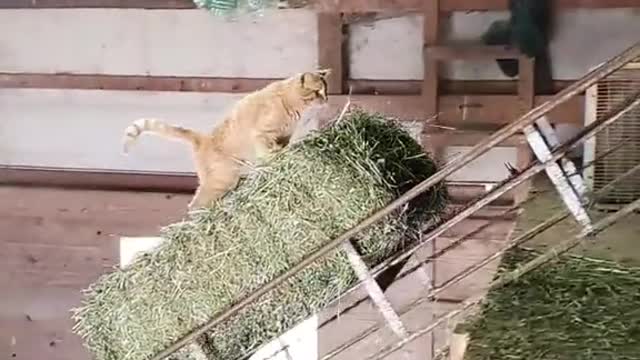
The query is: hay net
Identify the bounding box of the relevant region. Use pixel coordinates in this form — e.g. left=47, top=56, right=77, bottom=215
left=72, top=109, right=448, bottom=360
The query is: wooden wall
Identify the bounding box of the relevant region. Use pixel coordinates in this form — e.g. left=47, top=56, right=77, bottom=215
left=3, top=8, right=639, bottom=180
left=0, top=186, right=189, bottom=359
left=1, top=4, right=640, bottom=360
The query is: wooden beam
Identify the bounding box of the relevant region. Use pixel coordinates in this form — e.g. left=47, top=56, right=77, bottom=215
left=0, top=166, right=197, bottom=193
left=422, top=0, right=440, bottom=118
left=0, top=73, right=278, bottom=93
left=346, top=79, right=573, bottom=95
left=426, top=45, right=521, bottom=61
left=435, top=94, right=583, bottom=126
left=0, top=0, right=195, bottom=8
left=0, top=73, right=575, bottom=95
left=313, top=0, right=640, bottom=12
left=2, top=0, right=637, bottom=9
left=317, top=13, right=344, bottom=94
left=423, top=130, right=526, bottom=148
left=0, top=166, right=521, bottom=205
left=0, top=0, right=196, bottom=8
left=0, top=74, right=584, bottom=125
left=518, top=56, right=536, bottom=110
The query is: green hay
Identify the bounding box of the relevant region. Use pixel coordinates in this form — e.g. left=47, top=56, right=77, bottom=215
left=71, top=109, right=448, bottom=360
left=461, top=248, right=640, bottom=360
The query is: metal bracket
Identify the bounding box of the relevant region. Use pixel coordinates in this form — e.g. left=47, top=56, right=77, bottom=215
left=524, top=116, right=594, bottom=233
left=342, top=242, right=409, bottom=339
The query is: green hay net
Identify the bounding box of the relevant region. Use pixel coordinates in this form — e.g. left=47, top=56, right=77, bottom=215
left=71, top=109, right=448, bottom=360
left=460, top=248, right=640, bottom=359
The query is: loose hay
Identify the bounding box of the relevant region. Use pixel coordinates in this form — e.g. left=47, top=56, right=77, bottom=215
left=72, top=109, right=448, bottom=360
left=461, top=248, right=640, bottom=360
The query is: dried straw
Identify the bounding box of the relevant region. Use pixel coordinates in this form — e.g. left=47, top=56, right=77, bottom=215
left=71, top=109, right=448, bottom=360
left=461, top=248, right=640, bottom=360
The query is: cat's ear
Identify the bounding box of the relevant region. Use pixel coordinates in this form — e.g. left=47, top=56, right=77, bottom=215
left=316, top=68, right=332, bottom=78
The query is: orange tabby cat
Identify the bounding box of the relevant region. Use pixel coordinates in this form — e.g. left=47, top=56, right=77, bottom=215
left=122, top=69, right=331, bottom=210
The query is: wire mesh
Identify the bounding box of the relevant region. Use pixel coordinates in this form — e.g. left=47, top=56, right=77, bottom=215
left=592, top=62, right=640, bottom=205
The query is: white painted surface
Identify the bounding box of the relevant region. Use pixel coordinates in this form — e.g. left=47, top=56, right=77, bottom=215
left=249, top=316, right=319, bottom=360
left=120, top=237, right=165, bottom=268
left=0, top=88, right=433, bottom=174
left=119, top=236, right=318, bottom=360
left=349, top=9, right=640, bottom=80
left=0, top=9, right=318, bottom=78
left=0, top=89, right=239, bottom=172
left=0, top=89, right=324, bottom=173
left=444, top=146, right=518, bottom=183
left=2, top=9, right=639, bottom=81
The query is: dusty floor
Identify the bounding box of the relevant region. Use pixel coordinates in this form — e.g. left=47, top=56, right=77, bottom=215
left=514, top=174, right=640, bottom=266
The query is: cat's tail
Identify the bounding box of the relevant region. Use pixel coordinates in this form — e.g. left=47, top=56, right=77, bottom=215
left=122, top=118, right=204, bottom=154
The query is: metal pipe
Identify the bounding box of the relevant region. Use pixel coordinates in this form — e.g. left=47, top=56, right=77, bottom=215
left=149, top=43, right=640, bottom=360
left=355, top=95, right=640, bottom=286
left=322, top=159, right=640, bottom=360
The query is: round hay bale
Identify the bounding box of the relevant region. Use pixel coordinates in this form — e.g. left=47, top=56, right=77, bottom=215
left=71, top=109, right=448, bottom=360
left=460, top=248, right=640, bottom=359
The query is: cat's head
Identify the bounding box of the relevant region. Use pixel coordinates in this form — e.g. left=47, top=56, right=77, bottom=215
left=297, top=68, right=332, bottom=106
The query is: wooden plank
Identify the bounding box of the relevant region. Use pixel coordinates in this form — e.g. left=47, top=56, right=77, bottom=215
left=0, top=89, right=582, bottom=174
left=317, top=13, right=344, bottom=94
left=0, top=89, right=583, bottom=174
left=0, top=166, right=521, bottom=205
left=0, top=317, right=89, bottom=360
left=0, top=186, right=188, bottom=287
left=0, top=187, right=190, bottom=360
left=0, top=9, right=317, bottom=78
left=518, top=56, right=536, bottom=110
left=0, top=73, right=278, bottom=93
left=433, top=219, right=517, bottom=300
left=2, top=0, right=638, bottom=9
left=436, top=94, right=584, bottom=126
left=348, top=10, right=640, bottom=82
left=424, top=130, right=525, bottom=148
left=0, top=166, right=198, bottom=193
left=0, top=0, right=195, bottom=8
left=314, top=0, right=640, bottom=12
left=426, top=45, right=521, bottom=61
left=0, top=73, right=574, bottom=95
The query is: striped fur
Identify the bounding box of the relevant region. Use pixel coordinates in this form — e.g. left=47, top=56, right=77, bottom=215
left=122, top=69, right=331, bottom=210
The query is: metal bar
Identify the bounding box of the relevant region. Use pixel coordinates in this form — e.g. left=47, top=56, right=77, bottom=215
left=149, top=44, right=640, bottom=360
left=320, top=155, right=633, bottom=360
left=366, top=197, right=640, bottom=360
left=322, top=155, right=638, bottom=360
left=342, top=242, right=409, bottom=339
left=372, top=95, right=640, bottom=274
left=318, top=205, right=520, bottom=360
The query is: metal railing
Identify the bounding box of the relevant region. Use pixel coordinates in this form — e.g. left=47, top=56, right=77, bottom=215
left=149, top=41, right=640, bottom=360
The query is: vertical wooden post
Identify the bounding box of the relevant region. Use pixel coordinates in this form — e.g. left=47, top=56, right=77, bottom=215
left=423, top=0, right=440, bottom=118
left=516, top=55, right=536, bottom=203
left=423, top=3, right=440, bottom=358
left=518, top=56, right=536, bottom=110
left=317, top=12, right=344, bottom=95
